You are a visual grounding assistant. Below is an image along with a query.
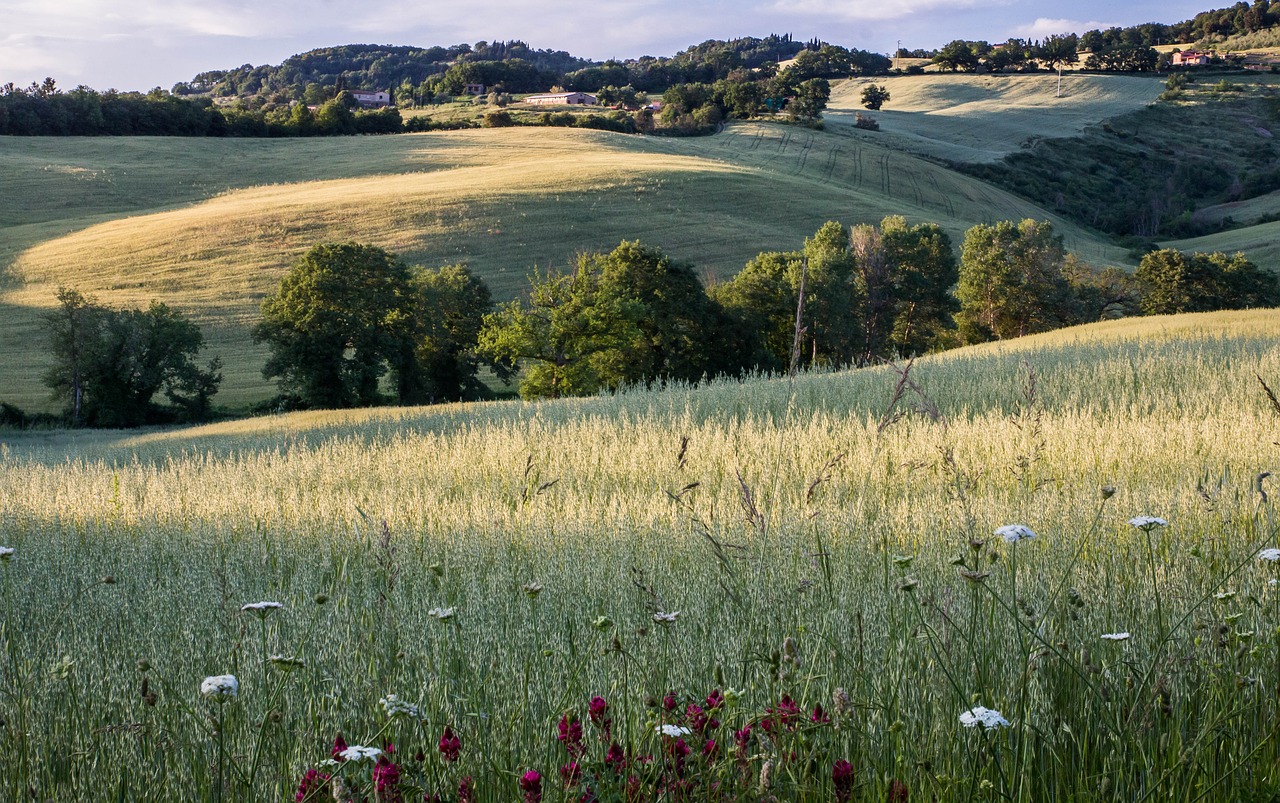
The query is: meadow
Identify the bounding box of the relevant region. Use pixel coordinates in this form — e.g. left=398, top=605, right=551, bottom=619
left=3, top=310, right=1280, bottom=800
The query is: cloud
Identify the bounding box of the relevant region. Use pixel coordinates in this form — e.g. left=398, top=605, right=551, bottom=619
left=768, top=0, right=989, bottom=23
left=1012, top=17, right=1114, bottom=38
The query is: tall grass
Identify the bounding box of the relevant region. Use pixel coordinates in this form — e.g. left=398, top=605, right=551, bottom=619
left=2, top=311, right=1280, bottom=800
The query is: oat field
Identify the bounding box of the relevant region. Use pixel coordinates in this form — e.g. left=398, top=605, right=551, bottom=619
left=3, top=310, right=1280, bottom=801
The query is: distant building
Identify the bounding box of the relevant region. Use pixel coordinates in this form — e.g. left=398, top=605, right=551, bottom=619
left=463, top=83, right=486, bottom=96
left=523, top=92, right=598, bottom=106
left=348, top=89, right=392, bottom=108
left=1171, top=50, right=1212, bottom=66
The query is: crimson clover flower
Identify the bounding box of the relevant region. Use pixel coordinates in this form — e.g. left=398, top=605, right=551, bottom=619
left=294, top=768, right=330, bottom=802
left=888, top=779, right=910, bottom=802
left=559, top=761, right=581, bottom=787
left=519, top=769, right=543, bottom=803
left=458, top=776, right=474, bottom=803
left=438, top=726, right=461, bottom=762
left=331, top=733, right=348, bottom=761
left=372, top=755, right=402, bottom=802
left=605, top=743, right=626, bottom=774
left=588, top=695, right=611, bottom=737
left=558, top=714, right=586, bottom=757
left=833, top=759, right=855, bottom=803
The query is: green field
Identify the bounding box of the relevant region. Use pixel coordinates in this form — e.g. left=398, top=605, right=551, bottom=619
left=3, top=310, right=1280, bottom=800
left=0, top=119, right=1130, bottom=411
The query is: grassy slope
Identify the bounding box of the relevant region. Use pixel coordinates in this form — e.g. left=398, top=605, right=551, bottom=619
left=825, top=73, right=1166, bottom=163
left=0, top=123, right=1127, bottom=411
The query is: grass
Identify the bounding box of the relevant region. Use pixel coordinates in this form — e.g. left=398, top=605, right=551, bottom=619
left=0, top=123, right=1128, bottom=411
left=3, top=309, right=1280, bottom=800
left=826, top=73, right=1166, bottom=164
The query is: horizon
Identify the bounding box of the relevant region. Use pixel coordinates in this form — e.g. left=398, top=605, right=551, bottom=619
left=3, top=0, right=1216, bottom=93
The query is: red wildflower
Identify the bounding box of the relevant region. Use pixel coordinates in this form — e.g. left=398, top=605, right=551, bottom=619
left=331, top=733, right=348, bottom=761
left=702, top=739, right=719, bottom=760
left=704, top=689, right=725, bottom=711
left=558, top=714, right=586, bottom=757
left=626, top=775, right=643, bottom=802
left=588, top=695, right=612, bottom=738
left=833, top=759, right=855, bottom=803
left=294, top=768, right=330, bottom=802
left=888, top=779, right=909, bottom=802
left=666, top=737, right=692, bottom=776
left=763, top=695, right=802, bottom=734
left=734, top=724, right=751, bottom=762
left=560, top=761, right=582, bottom=787
left=372, top=755, right=402, bottom=803
left=811, top=704, right=831, bottom=724
left=605, top=743, right=627, bottom=774
left=662, top=691, right=678, bottom=711
left=438, top=726, right=461, bottom=762
left=520, top=769, right=543, bottom=803
left=458, top=776, right=475, bottom=803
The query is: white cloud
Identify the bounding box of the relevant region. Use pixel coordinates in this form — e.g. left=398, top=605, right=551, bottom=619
left=768, top=0, right=996, bottom=23
left=1012, top=17, right=1114, bottom=39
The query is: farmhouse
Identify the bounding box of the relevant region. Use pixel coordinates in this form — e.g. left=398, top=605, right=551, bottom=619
left=523, top=91, right=598, bottom=106
left=348, top=89, right=392, bottom=108
left=463, top=83, right=486, bottom=96
left=1171, top=50, right=1212, bottom=66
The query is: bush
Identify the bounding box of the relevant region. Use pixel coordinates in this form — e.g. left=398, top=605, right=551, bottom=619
left=854, top=112, right=880, bottom=131
left=482, top=110, right=516, bottom=128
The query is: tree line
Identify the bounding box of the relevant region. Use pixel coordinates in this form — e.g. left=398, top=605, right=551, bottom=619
left=247, top=224, right=1279, bottom=409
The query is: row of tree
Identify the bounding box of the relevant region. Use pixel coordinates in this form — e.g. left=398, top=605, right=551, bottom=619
left=249, top=224, right=1278, bottom=409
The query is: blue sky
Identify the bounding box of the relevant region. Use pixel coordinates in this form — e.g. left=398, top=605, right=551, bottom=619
left=1, top=0, right=1217, bottom=92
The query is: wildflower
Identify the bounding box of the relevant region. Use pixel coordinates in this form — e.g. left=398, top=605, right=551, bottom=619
left=588, top=696, right=611, bottom=737
left=200, top=674, right=238, bottom=700
left=522, top=582, right=544, bottom=598
left=705, top=689, right=725, bottom=711
left=379, top=693, right=423, bottom=721
left=832, top=688, right=850, bottom=718
left=605, top=743, right=626, bottom=773
left=439, top=726, right=461, bottom=762
left=960, top=570, right=990, bottom=584
left=1101, top=632, right=1131, bottom=641
left=662, top=691, right=678, bottom=711
left=428, top=607, right=455, bottom=622
left=888, top=779, right=910, bottom=802
left=294, top=768, right=330, bottom=802
left=666, top=738, right=692, bottom=775
left=657, top=723, right=692, bottom=738
left=897, top=576, right=919, bottom=592
left=519, top=769, right=543, bottom=803
left=810, top=704, right=831, bottom=724
left=763, top=695, right=801, bottom=733
left=458, top=776, right=474, bottom=803
left=240, top=601, right=283, bottom=617
left=339, top=745, right=382, bottom=762
left=1259, top=548, right=1280, bottom=562
left=653, top=611, right=680, bottom=624
left=1214, top=590, right=1237, bottom=601
left=702, top=738, right=718, bottom=760
left=832, top=760, right=855, bottom=803
left=734, top=724, right=752, bottom=756
left=558, top=714, right=585, bottom=757
left=372, top=754, right=402, bottom=801
left=592, top=615, right=614, bottom=631
left=269, top=655, right=305, bottom=671
left=1129, top=516, right=1167, bottom=530
left=1101, top=485, right=1116, bottom=500
left=959, top=706, right=1010, bottom=730
left=560, top=761, right=581, bottom=787
left=0, top=546, right=12, bottom=562
left=331, top=734, right=348, bottom=761
left=995, top=524, right=1036, bottom=543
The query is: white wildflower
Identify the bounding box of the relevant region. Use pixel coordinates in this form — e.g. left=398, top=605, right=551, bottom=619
left=657, top=723, right=693, bottom=737
left=428, top=607, right=455, bottom=622
left=995, top=525, right=1036, bottom=544
left=339, top=745, right=382, bottom=762
left=1258, top=548, right=1280, bottom=563
left=0, top=546, right=13, bottom=562
left=522, top=581, right=543, bottom=598
left=379, top=693, right=423, bottom=720
left=959, top=706, right=1010, bottom=730
left=653, top=611, right=680, bottom=624
left=1129, top=516, right=1167, bottom=530
left=1100, top=632, right=1131, bottom=641
left=240, top=601, right=283, bottom=617
left=268, top=654, right=305, bottom=670
left=200, top=674, right=239, bottom=700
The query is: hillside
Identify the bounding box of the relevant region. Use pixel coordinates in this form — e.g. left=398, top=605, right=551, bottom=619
left=0, top=121, right=1128, bottom=411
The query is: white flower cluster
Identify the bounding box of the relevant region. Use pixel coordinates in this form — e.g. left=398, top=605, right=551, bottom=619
left=379, top=693, right=424, bottom=720
left=1258, top=548, right=1280, bottom=563
left=241, top=601, right=283, bottom=616
left=339, top=745, right=382, bottom=762
left=200, top=674, right=239, bottom=700
left=656, top=724, right=692, bottom=737
left=1100, top=632, right=1131, bottom=641
left=995, top=525, right=1036, bottom=544
left=959, top=706, right=1009, bottom=730
left=0, top=546, right=13, bottom=562
left=1129, top=516, right=1167, bottom=530
left=653, top=611, right=681, bottom=624
left=428, top=606, right=455, bottom=622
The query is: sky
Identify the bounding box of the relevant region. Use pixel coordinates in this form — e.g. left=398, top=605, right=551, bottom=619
left=1, top=0, right=1218, bottom=92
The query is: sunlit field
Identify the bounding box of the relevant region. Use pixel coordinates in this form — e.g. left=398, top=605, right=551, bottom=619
left=4, top=310, right=1280, bottom=800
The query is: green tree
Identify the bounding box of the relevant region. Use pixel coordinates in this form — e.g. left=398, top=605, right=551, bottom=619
left=934, top=40, right=981, bottom=72
left=955, top=219, right=1079, bottom=342
left=709, top=250, right=801, bottom=373
left=401, top=264, right=498, bottom=403
left=787, top=78, right=831, bottom=122
left=860, top=84, right=890, bottom=110
left=1036, top=34, right=1080, bottom=70
left=478, top=263, right=645, bottom=400
left=1136, top=249, right=1279, bottom=314
left=255, top=243, right=415, bottom=408
left=43, top=289, right=221, bottom=427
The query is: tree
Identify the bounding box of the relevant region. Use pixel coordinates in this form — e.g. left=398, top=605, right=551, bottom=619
left=1036, top=34, right=1080, bottom=70
left=787, top=78, right=830, bottom=122
left=401, top=264, right=498, bottom=403
left=955, top=220, right=1079, bottom=343
left=1136, top=249, right=1280, bottom=314
left=255, top=243, right=416, bottom=408
left=43, top=289, right=221, bottom=427
left=860, top=84, right=890, bottom=110
left=933, top=40, right=981, bottom=72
